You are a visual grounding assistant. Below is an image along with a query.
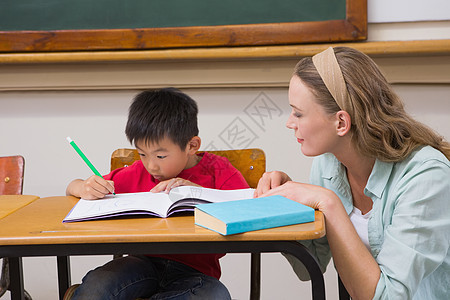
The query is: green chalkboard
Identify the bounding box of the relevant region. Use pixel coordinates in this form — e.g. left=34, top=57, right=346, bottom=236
left=1, top=0, right=345, bottom=31
left=0, top=0, right=367, bottom=52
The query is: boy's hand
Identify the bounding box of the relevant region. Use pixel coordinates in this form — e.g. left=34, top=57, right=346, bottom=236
left=67, top=175, right=115, bottom=200
left=150, top=178, right=201, bottom=193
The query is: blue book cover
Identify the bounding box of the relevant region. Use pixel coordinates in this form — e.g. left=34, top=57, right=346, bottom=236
left=194, top=195, right=315, bottom=235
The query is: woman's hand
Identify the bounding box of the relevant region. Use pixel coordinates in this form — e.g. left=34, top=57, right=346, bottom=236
left=66, top=175, right=115, bottom=200
left=254, top=171, right=292, bottom=197
left=257, top=179, right=339, bottom=213
left=150, top=178, right=201, bottom=193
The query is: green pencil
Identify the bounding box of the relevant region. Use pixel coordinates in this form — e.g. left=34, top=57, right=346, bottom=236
left=66, top=136, right=115, bottom=195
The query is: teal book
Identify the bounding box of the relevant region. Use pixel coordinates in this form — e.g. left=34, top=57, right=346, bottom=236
left=194, top=195, right=315, bottom=235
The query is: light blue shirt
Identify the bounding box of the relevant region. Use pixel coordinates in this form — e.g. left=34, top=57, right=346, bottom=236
left=284, top=146, right=450, bottom=299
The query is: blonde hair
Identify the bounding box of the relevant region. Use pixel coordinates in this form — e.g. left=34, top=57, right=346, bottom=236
left=294, top=46, right=450, bottom=162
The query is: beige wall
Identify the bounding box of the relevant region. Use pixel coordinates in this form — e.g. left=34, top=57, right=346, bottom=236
left=1, top=83, right=449, bottom=300
left=1, top=15, right=449, bottom=300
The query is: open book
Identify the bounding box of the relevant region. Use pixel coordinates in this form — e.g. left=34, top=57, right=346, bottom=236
left=63, top=186, right=255, bottom=223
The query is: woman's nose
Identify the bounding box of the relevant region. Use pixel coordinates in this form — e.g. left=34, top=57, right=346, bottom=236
left=286, top=115, right=296, bottom=130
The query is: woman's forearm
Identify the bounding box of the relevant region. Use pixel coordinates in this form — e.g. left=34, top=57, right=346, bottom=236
left=323, top=198, right=380, bottom=300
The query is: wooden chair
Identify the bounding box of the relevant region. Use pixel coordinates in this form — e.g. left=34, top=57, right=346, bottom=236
left=111, top=148, right=266, bottom=300
left=110, top=148, right=265, bottom=189
left=0, top=156, right=24, bottom=195
left=0, top=156, right=32, bottom=300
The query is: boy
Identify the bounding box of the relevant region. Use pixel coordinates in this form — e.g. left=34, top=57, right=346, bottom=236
left=65, top=88, right=249, bottom=300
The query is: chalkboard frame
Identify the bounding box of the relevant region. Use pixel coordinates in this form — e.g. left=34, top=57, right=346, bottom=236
left=0, top=0, right=366, bottom=52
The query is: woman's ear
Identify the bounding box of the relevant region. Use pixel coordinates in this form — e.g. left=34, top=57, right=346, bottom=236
left=336, top=111, right=352, bottom=137
left=187, top=136, right=201, bottom=154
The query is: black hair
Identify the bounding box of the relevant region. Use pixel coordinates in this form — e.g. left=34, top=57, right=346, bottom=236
left=125, top=88, right=199, bottom=149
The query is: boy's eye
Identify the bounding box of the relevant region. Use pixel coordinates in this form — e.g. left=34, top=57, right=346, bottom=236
left=157, top=155, right=167, bottom=159
left=138, top=153, right=145, bottom=157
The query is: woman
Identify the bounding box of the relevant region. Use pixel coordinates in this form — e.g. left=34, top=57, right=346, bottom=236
left=255, top=47, right=449, bottom=299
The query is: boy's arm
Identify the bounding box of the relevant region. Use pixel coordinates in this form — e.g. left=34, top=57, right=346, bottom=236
left=66, top=175, right=115, bottom=199
left=66, top=179, right=83, bottom=197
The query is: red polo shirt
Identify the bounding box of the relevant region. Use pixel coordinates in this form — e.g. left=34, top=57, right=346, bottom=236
left=103, top=152, right=249, bottom=279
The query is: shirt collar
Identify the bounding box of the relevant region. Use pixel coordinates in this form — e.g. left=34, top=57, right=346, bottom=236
left=320, top=154, right=394, bottom=209
left=364, top=159, right=394, bottom=200
left=320, top=153, right=343, bottom=180
left=320, top=154, right=353, bottom=213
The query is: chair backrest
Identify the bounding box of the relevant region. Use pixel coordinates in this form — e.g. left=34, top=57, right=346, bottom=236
left=0, top=155, right=25, bottom=195
left=110, top=148, right=265, bottom=188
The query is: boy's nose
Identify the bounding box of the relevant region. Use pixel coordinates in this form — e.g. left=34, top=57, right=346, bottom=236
left=146, top=161, right=159, bottom=172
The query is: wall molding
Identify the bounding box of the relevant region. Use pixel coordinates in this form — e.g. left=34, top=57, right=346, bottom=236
left=0, top=40, right=449, bottom=91
left=0, top=40, right=449, bottom=64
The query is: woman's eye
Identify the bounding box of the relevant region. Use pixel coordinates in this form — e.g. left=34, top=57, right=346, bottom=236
left=293, top=112, right=302, bottom=118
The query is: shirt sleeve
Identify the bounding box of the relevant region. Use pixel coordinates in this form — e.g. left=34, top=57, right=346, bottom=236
left=373, top=158, right=450, bottom=299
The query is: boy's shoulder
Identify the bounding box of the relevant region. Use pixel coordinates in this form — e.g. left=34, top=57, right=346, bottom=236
left=194, top=152, right=249, bottom=189
left=190, top=152, right=237, bottom=176
left=199, top=151, right=230, bottom=163
left=196, top=152, right=236, bottom=171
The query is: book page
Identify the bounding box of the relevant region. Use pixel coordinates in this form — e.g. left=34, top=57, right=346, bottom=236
left=167, top=186, right=255, bottom=212
left=63, top=192, right=173, bottom=222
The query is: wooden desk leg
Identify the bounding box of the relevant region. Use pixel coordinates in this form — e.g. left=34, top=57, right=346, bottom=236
left=283, top=242, right=325, bottom=300
left=338, top=275, right=350, bottom=300
left=249, top=252, right=261, bottom=300
left=8, top=257, right=25, bottom=300
left=57, top=256, right=71, bottom=300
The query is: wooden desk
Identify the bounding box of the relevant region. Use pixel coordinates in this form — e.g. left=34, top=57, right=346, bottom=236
left=0, top=196, right=326, bottom=300
left=0, top=195, right=39, bottom=220
left=0, top=195, right=39, bottom=300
